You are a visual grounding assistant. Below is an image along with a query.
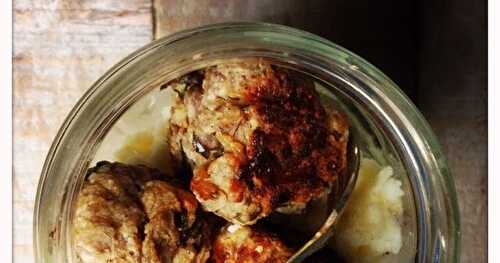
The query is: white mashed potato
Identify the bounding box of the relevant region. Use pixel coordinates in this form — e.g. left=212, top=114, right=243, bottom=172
left=330, top=158, right=404, bottom=262
left=92, top=88, right=177, bottom=175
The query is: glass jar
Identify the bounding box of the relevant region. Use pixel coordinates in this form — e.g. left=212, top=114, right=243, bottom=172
left=34, top=22, right=460, bottom=263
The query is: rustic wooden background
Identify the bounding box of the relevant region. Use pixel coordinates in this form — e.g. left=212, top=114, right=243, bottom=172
left=13, top=0, right=486, bottom=262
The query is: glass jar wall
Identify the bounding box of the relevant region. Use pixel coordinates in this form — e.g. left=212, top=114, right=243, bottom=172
left=34, top=22, right=460, bottom=263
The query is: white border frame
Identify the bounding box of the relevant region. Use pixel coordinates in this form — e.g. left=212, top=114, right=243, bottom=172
left=0, top=0, right=13, bottom=261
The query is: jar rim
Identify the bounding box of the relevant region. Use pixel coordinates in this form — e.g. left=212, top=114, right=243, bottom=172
left=34, top=22, right=460, bottom=263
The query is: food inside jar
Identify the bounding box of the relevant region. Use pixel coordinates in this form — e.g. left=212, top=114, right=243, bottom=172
left=168, top=59, right=349, bottom=225
left=212, top=224, right=292, bottom=263
left=75, top=58, right=404, bottom=263
left=73, top=161, right=214, bottom=263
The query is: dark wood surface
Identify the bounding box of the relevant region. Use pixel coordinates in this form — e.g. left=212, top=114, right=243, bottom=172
left=417, top=1, right=487, bottom=262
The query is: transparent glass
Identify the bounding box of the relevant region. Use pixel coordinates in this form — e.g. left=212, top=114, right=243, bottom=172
left=34, top=22, right=460, bottom=262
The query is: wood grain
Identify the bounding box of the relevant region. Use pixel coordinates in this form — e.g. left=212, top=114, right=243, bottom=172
left=13, top=1, right=152, bottom=262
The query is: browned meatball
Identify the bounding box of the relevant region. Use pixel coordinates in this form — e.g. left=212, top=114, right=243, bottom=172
left=169, top=59, right=349, bottom=225
left=73, top=162, right=160, bottom=263
left=212, top=225, right=292, bottom=263
left=141, top=180, right=211, bottom=263
left=73, top=162, right=212, bottom=263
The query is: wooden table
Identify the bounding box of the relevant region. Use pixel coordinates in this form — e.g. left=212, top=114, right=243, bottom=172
left=13, top=1, right=486, bottom=262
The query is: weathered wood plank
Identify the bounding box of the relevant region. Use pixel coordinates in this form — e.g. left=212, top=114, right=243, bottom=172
left=13, top=1, right=152, bottom=262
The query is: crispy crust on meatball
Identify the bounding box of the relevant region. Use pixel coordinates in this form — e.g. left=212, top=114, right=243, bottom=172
left=168, top=59, right=349, bottom=225
left=212, top=225, right=292, bottom=263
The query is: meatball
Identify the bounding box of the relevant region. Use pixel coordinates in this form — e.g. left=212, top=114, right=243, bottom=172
left=212, top=225, right=292, bottom=263
left=73, top=162, right=212, bottom=263
left=73, top=162, right=160, bottom=263
left=169, top=59, right=349, bottom=225
left=141, top=180, right=212, bottom=263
